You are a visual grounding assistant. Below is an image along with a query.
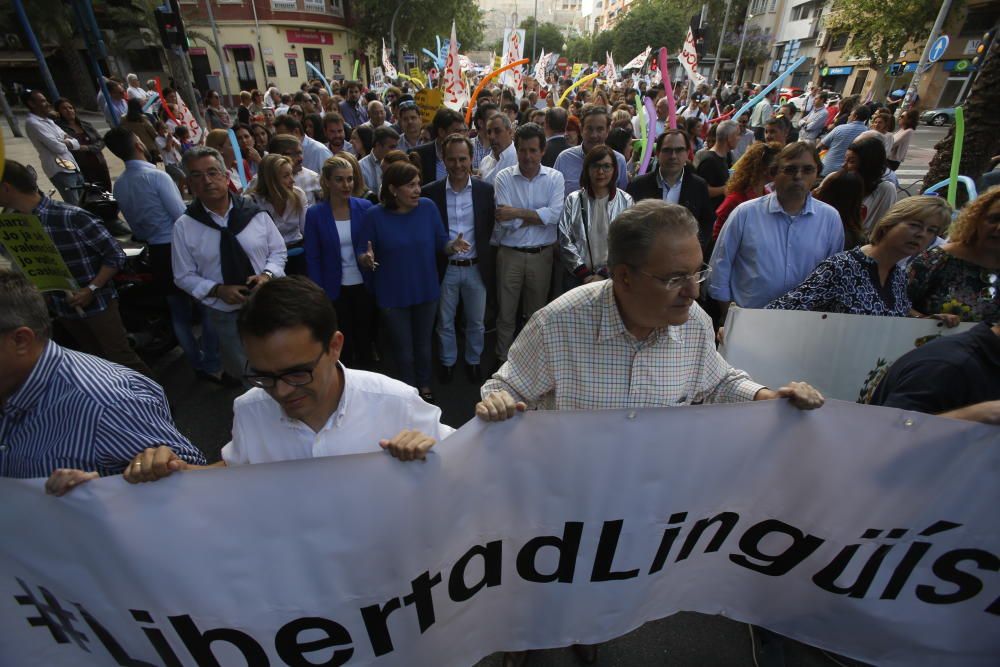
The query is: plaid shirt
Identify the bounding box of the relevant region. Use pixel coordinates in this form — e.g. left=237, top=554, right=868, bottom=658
left=34, top=195, right=126, bottom=320
left=482, top=281, right=764, bottom=410
left=471, top=135, right=491, bottom=171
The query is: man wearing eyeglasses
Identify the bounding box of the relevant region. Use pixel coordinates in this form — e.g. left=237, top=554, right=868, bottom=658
left=627, top=130, right=715, bottom=251
left=172, top=147, right=287, bottom=383
left=476, top=199, right=822, bottom=417
left=121, top=277, right=450, bottom=481
left=708, top=142, right=844, bottom=324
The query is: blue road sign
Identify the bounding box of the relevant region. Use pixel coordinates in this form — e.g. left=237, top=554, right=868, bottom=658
left=929, top=35, right=949, bottom=63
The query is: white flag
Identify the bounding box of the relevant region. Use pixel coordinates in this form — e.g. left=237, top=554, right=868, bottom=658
left=605, top=51, right=618, bottom=83
left=680, top=27, right=708, bottom=86
left=622, top=46, right=651, bottom=71
left=499, top=29, right=526, bottom=99
left=442, top=21, right=469, bottom=111
left=533, top=49, right=547, bottom=83
left=382, top=39, right=397, bottom=80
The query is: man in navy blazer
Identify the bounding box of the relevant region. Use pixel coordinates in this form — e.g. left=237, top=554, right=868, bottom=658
left=421, top=134, right=496, bottom=383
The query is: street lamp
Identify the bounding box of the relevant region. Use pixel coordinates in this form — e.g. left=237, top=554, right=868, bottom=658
left=733, top=5, right=757, bottom=85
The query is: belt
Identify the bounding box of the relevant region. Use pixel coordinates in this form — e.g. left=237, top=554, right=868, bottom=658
left=506, top=245, right=547, bottom=254
left=448, top=257, right=479, bottom=266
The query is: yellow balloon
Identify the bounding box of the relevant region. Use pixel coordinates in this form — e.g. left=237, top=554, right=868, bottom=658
left=558, top=72, right=600, bottom=106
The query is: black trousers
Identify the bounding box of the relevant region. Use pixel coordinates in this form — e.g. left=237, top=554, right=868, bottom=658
left=334, top=284, right=376, bottom=368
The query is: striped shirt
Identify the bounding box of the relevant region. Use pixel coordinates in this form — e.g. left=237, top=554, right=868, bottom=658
left=0, top=342, right=206, bottom=479
left=34, top=195, right=126, bottom=319
left=482, top=280, right=764, bottom=410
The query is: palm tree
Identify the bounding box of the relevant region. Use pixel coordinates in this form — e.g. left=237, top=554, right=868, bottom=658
left=922, top=30, right=1000, bottom=201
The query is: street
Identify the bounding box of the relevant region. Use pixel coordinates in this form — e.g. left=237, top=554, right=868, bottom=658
left=1, top=110, right=933, bottom=667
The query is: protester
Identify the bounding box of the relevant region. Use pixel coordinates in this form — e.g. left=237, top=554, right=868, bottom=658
left=204, top=90, right=232, bottom=129
left=54, top=98, right=112, bottom=192
left=492, top=123, right=565, bottom=365
left=763, top=116, right=790, bottom=146
left=766, top=197, right=950, bottom=316
left=121, top=277, right=452, bottom=479
left=98, top=81, right=129, bottom=126
left=627, top=130, right=714, bottom=250
left=350, top=125, right=374, bottom=159
left=479, top=113, right=518, bottom=184
left=155, top=121, right=186, bottom=188
left=171, top=147, right=287, bottom=382
left=708, top=142, right=844, bottom=317
left=857, top=110, right=894, bottom=155
left=412, top=108, right=468, bottom=185
left=908, top=185, right=1000, bottom=325
left=888, top=109, right=919, bottom=171
left=359, top=161, right=469, bottom=400
left=421, top=135, right=497, bottom=383
left=749, top=89, right=775, bottom=140
left=799, top=92, right=830, bottom=143
left=541, top=107, right=569, bottom=167
left=732, top=114, right=755, bottom=160
left=237, top=90, right=253, bottom=126
left=358, top=127, right=399, bottom=194
left=395, top=99, right=425, bottom=154
left=632, top=96, right=669, bottom=139
left=250, top=122, right=272, bottom=157
left=338, top=80, right=368, bottom=128
left=812, top=170, right=867, bottom=250
left=565, top=115, right=581, bottom=147
left=323, top=111, right=352, bottom=155
left=234, top=124, right=263, bottom=177
left=362, top=100, right=389, bottom=130
left=274, top=115, right=333, bottom=174
left=22, top=90, right=84, bottom=205
left=713, top=142, right=781, bottom=241
left=304, top=156, right=376, bottom=368
left=818, top=106, right=871, bottom=175
left=249, top=154, right=309, bottom=275
left=338, top=150, right=378, bottom=203
left=125, top=73, right=149, bottom=103
left=469, top=102, right=499, bottom=170
left=558, top=145, right=634, bottom=290
left=697, top=119, right=739, bottom=213
left=0, top=270, right=206, bottom=493
left=120, top=99, right=160, bottom=162
left=267, top=134, right=321, bottom=205
left=0, top=160, right=153, bottom=377
left=205, top=129, right=248, bottom=193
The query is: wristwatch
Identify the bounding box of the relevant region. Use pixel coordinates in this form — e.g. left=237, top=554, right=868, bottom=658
left=262, top=270, right=274, bottom=280
left=86, top=283, right=99, bottom=292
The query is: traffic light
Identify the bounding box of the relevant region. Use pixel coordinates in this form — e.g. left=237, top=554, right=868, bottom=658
left=694, top=28, right=708, bottom=58
left=900, top=60, right=908, bottom=70
left=155, top=0, right=188, bottom=51
left=972, top=29, right=995, bottom=67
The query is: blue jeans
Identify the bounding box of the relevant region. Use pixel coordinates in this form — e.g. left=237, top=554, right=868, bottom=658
left=437, top=264, right=487, bottom=366
left=205, top=308, right=248, bottom=385
left=167, top=294, right=221, bottom=375
left=50, top=171, right=85, bottom=206
left=380, top=300, right=438, bottom=388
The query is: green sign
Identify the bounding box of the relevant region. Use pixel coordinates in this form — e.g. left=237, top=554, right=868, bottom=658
left=954, top=59, right=969, bottom=71
left=820, top=66, right=829, bottom=77
left=0, top=214, right=78, bottom=293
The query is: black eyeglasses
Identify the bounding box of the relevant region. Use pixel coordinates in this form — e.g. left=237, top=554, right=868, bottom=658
left=243, top=351, right=325, bottom=388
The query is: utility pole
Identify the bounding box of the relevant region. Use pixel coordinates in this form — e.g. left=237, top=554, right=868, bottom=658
left=532, top=0, right=539, bottom=63
left=900, top=0, right=953, bottom=114
left=0, top=83, right=23, bottom=137
left=249, top=0, right=268, bottom=89
left=203, top=0, right=234, bottom=106
left=11, top=0, right=59, bottom=103
left=69, top=0, right=119, bottom=126
left=711, top=0, right=733, bottom=84
left=157, top=0, right=206, bottom=128
left=733, top=2, right=754, bottom=85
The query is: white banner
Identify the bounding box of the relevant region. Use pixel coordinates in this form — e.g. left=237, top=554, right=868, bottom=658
left=605, top=51, right=618, bottom=84
left=720, top=308, right=977, bottom=403
left=499, top=29, right=526, bottom=97
left=680, top=27, right=708, bottom=87
left=622, top=46, right=651, bottom=71
left=381, top=39, right=397, bottom=80
left=441, top=22, right=469, bottom=111
left=2, top=402, right=998, bottom=666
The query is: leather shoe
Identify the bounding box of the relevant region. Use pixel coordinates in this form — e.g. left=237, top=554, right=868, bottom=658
left=439, top=364, right=454, bottom=384
left=571, top=643, right=598, bottom=664
left=465, top=363, right=482, bottom=383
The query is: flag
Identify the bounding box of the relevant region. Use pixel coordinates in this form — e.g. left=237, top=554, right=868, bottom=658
left=442, top=21, right=469, bottom=111
left=382, top=39, right=397, bottom=80
left=622, top=46, right=651, bottom=71
left=605, top=52, right=618, bottom=83
left=680, top=28, right=708, bottom=86
left=499, top=29, right=526, bottom=99
left=533, top=49, right=547, bottom=83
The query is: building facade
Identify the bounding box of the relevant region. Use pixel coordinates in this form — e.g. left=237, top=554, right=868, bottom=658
left=178, top=0, right=363, bottom=98
left=480, top=0, right=583, bottom=48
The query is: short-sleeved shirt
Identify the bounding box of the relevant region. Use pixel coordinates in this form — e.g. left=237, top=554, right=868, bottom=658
left=222, top=364, right=454, bottom=464
left=695, top=150, right=731, bottom=212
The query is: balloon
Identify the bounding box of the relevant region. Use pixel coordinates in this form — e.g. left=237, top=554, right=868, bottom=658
left=558, top=72, right=600, bottom=106
left=227, top=128, right=247, bottom=190
left=464, top=58, right=530, bottom=125
left=733, top=56, right=807, bottom=121
left=639, top=96, right=658, bottom=176
left=635, top=93, right=647, bottom=159
left=154, top=78, right=180, bottom=125
left=947, top=106, right=965, bottom=208
left=304, top=61, right=334, bottom=96
left=353, top=60, right=360, bottom=80
left=658, top=48, right=677, bottom=130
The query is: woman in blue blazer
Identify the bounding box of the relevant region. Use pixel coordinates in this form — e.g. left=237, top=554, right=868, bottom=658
left=304, top=155, right=376, bottom=367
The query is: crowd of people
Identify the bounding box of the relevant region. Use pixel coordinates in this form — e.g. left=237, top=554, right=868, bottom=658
left=1, top=61, right=998, bottom=665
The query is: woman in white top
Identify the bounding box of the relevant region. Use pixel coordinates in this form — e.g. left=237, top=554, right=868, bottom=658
left=888, top=108, right=918, bottom=171
left=843, top=135, right=897, bottom=234
left=304, top=156, right=378, bottom=368
left=250, top=154, right=309, bottom=275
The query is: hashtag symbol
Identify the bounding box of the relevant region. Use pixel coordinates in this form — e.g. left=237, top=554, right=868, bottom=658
left=14, top=578, right=89, bottom=651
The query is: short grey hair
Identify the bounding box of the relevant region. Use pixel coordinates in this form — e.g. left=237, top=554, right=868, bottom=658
left=608, top=200, right=699, bottom=269
left=367, top=100, right=385, bottom=112
left=716, top=120, right=740, bottom=143
left=488, top=112, right=512, bottom=130
left=181, top=146, right=226, bottom=175
left=0, top=270, right=51, bottom=340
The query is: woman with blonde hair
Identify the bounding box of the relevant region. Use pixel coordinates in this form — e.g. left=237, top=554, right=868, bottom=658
left=908, top=185, right=1000, bottom=325
left=304, top=156, right=377, bottom=366
left=249, top=154, right=309, bottom=274
left=713, top=142, right=782, bottom=240
left=767, top=196, right=951, bottom=316
left=335, top=150, right=379, bottom=203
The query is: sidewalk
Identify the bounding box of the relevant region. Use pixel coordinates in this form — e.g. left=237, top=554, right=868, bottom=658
left=2, top=109, right=126, bottom=195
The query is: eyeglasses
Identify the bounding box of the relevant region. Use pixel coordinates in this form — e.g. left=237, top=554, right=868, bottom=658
left=634, top=265, right=712, bottom=291
left=589, top=162, right=615, bottom=172
left=243, top=351, right=326, bottom=389
left=187, top=168, right=227, bottom=180
left=777, top=165, right=818, bottom=176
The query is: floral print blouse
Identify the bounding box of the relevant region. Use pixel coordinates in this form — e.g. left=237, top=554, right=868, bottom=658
left=907, top=247, right=999, bottom=323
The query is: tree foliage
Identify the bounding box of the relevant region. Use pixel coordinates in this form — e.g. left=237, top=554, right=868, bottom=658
left=351, top=0, right=485, bottom=56
left=611, top=0, right=689, bottom=62
left=517, top=17, right=567, bottom=58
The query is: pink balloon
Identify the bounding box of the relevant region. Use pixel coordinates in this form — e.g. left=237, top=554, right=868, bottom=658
left=658, top=47, right=677, bottom=130
left=638, top=96, right=658, bottom=176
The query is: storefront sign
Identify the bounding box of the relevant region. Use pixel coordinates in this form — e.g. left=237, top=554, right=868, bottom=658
left=286, top=29, right=333, bottom=45
left=820, top=65, right=853, bottom=77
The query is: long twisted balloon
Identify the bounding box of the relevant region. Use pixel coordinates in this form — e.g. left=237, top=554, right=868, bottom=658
left=464, top=58, right=530, bottom=125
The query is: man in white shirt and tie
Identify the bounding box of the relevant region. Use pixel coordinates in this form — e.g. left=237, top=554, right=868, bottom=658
left=172, top=146, right=287, bottom=382
left=22, top=90, right=84, bottom=205
left=492, top=123, right=565, bottom=364
left=478, top=113, right=517, bottom=185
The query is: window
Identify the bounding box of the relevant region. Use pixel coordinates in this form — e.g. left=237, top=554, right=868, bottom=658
left=304, top=47, right=324, bottom=77
left=828, top=33, right=849, bottom=50
left=272, top=0, right=297, bottom=8
left=288, top=58, right=299, bottom=78
left=791, top=2, right=816, bottom=21
left=959, top=8, right=1000, bottom=37
left=266, top=61, right=277, bottom=77
left=303, top=0, right=324, bottom=10
left=850, top=68, right=869, bottom=96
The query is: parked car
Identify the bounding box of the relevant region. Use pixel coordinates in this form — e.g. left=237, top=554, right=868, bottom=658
left=920, top=107, right=956, bottom=126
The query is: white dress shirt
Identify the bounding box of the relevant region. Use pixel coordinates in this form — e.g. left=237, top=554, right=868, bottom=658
left=446, top=177, right=476, bottom=260
left=172, top=202, right=287, bottom=312
left=24, top=114, right=79, bottom=178
left=358, top=152, right=382, bottom=193
left=221, top=363, right=454, bottom=464
left=657, top=168, right=684, bottom=204
left=295, top=168, right=321, bottom=206
left=302, top=135, right=333, bottom=174
left=479, top=143, right=517, bottom=184
left=127, top=86, right=150, bottom=103
left=493, top=164, right=565, bottom=248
